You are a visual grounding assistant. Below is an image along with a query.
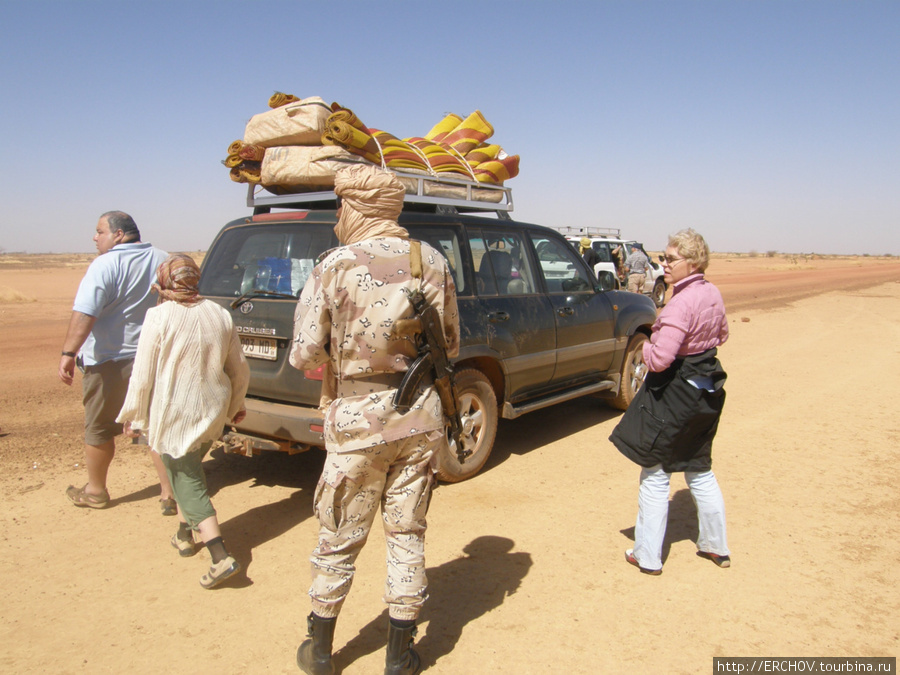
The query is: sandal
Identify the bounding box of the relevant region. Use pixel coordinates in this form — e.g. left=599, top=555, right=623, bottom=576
left=66, top=484, right=110, bottom=509
left=200, top=556, right=240, bottom=589
left=160, top=497, right=178, bottom=517
left=625, top=548, right=662, bottom=575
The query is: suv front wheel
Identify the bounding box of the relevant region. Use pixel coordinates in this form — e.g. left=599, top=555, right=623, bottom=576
left=436, top=368, right=498, bottom=483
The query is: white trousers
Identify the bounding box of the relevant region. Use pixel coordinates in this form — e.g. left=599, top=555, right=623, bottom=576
left=632, top=464, right=729, bottom=571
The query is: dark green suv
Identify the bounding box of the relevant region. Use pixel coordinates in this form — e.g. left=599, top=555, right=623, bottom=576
left=198, top=190, right=657, bottom=481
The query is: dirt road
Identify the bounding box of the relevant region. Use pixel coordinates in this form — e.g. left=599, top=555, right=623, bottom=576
left=1, top=253, right=898, bottom=673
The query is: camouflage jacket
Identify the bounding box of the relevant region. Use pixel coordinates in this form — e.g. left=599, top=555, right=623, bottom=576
left=290, top=237, right=460, bottom=452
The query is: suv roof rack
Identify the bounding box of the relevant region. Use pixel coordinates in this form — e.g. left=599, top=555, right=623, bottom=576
left=557, top=226, right=622, bottom=238
left=246, top=169, right=514, bottom=219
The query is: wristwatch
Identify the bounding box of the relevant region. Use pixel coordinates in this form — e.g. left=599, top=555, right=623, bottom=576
left=61, top=351, right=77, bottom=357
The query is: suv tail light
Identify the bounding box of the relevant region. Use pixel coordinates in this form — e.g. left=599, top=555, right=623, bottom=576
left=305, top=365, right=326, bottom=380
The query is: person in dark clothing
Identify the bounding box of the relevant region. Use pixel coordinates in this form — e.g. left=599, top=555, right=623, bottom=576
left=579, top=237, right=601, bottom=273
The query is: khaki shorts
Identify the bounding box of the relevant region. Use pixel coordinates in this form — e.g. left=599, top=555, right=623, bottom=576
left=82, top=358, right=133, bottom=446
left=627, top=273, right=647, bottom=294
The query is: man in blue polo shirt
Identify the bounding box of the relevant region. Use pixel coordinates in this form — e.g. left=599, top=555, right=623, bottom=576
left=58, top=211, right=174, bottom=511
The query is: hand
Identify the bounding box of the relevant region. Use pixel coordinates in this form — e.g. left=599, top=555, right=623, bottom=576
left=231, top=408, right=246, bottom=425
left=58, top=354, right=75, bottom=386
left=123, top=422, right=140, bottom=439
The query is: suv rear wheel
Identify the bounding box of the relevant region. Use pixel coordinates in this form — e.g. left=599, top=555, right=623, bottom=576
left=436, top=368, right=498, bottom=482
left=611, top=333, right=649, bottom=410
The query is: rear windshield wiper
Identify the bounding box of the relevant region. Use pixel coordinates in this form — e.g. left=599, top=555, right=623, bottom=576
left=230, top=289, right=297, bottom=309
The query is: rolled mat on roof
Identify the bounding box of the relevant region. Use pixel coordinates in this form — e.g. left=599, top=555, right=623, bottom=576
left=268, top=91, right=300, bottom=109
left=434, top=110, right=495, bottom=156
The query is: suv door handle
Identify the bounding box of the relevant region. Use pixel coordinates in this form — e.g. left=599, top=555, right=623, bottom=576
left=488, top=311, right=510, bottom=322
left=558, top=306, right=575, bottom=317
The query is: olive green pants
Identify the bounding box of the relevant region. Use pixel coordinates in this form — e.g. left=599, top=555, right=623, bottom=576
left=160, top=442, right=216, bottom=527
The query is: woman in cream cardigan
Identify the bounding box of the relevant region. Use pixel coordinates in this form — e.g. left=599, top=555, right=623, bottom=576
left=118, top=254, right=250, bottom=589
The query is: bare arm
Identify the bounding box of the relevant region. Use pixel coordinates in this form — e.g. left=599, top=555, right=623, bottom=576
left=58, top=311, right=96, bottom=385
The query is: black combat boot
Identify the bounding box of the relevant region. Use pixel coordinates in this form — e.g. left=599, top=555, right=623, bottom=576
left=384, top=617, right=421, bottom=675
left=296, top=613, right=336, bottom=675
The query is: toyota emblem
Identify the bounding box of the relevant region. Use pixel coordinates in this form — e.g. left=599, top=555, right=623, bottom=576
left=239, top=301, right=254, bottom=314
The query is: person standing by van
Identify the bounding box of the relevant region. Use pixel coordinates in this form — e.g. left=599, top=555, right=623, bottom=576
left=59, top=211, right=175, bottom=513
left=290, top=165, right=459, bottom=675
left=624, top=244, right=650, bottom=293
left=579, top=237, right=601, bottom=273
left=610, top=228, right=730, bottom=575
left=117, top=254, right=250, bottom=589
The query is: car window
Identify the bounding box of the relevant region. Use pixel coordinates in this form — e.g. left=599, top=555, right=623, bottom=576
left=198, top=224, right=334, bottom=298
left=474, top=228, right=536, bottom=296
left=468, top=229, right=537, bottom=297
left=593, top=242, right=612, bottom=263
left=408, top=226, right=467, bottom=296
left=468, top=231, right=497, bottom=295
left=530, top=233, right=593, bottom=293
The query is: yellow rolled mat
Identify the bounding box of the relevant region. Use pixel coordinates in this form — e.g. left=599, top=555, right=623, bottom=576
left=268, top=92, right=300, bottom=108
left=425, top=113, right=464, bottom=142
left=440, top=110, right=494, bottom=156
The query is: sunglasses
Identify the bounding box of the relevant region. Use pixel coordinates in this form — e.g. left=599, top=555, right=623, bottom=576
left=662, top=255, right=687, bottom=267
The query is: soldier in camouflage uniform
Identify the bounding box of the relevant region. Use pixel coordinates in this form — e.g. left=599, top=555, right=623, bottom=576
left=290, top=164, right=459, bottom=675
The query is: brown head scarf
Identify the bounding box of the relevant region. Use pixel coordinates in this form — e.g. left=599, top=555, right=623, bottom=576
left=153, top=253, right=202, bottom=305
left=333, top=164, right=409, bottom=244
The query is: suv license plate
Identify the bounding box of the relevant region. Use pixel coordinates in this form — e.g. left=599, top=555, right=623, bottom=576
left=240, top=336, right=277, bottom=361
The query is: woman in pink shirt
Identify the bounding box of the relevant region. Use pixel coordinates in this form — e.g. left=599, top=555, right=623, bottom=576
left=610, top=229, right=730, bottom=575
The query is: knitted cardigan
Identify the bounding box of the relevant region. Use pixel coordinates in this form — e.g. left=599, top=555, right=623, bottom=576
left=117, top=300, right=249, bottom=458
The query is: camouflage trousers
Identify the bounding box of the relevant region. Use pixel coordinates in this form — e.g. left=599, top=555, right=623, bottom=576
left=309, top=430, right=440, bottom=621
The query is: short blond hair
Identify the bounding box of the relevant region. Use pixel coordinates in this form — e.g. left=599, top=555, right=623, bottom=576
left=668, top=229, right=710, bottom=272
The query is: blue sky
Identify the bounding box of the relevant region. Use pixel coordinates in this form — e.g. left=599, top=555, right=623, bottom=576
left=1, top=0, right=897, bottom=255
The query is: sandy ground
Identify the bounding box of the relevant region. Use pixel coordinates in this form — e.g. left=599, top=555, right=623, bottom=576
left=0, top=252, right=898, bottom=674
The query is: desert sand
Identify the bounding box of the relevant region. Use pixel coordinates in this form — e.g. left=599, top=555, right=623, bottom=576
left=1, top=252, right=898, bottom=674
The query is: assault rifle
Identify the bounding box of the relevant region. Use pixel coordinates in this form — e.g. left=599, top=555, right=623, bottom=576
left=391, top=288, right=468, bottom=465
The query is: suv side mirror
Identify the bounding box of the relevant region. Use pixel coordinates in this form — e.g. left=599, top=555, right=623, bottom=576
left=596, top=270, right=618, bottom=292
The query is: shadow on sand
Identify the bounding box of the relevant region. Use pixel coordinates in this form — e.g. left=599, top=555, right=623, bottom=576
left=115, top=446, right=326, bottom=583
left=332, top=535, right=532, bottom=672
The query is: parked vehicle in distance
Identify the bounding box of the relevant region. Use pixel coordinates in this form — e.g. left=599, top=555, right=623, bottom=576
left=198, top=180, right=658, bottom=482
left=563, top=227, right=668, bottom=307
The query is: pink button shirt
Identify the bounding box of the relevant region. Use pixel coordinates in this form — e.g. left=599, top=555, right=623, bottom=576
left=642, top=273, right=729, bottom=373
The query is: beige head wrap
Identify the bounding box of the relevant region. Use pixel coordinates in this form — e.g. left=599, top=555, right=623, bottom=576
left=153, top=253, right=202, bottom=305
left=333, top=165, right=408, bottom=244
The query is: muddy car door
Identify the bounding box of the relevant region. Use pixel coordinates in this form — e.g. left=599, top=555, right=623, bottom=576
left=529, top=231, right=617, bottom=383
left=466, top=227, right=556, bottom=402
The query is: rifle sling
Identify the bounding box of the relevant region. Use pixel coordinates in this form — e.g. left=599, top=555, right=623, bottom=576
left=409, top=240, right=423, bottom=280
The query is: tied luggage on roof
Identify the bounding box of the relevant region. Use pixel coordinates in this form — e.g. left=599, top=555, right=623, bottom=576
left=223, top=93, right=520, bottom=207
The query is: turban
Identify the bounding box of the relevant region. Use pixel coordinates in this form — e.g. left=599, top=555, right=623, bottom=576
left=153, top=254, right=202, bottom=305
left=333, top=165, right=408, bottom=245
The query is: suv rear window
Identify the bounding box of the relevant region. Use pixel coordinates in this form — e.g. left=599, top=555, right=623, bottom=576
left=198, top=223, right=334, bottom=298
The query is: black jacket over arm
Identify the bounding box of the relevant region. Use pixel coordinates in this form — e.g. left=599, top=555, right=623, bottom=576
left=610, top=348, right=727, bottom=473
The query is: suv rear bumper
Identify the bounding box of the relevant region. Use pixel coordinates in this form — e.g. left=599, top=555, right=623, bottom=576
left=225, top=397, right=325, bottom=454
